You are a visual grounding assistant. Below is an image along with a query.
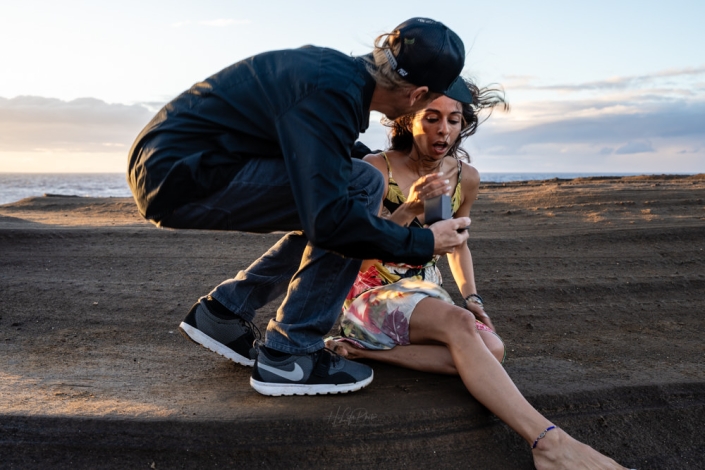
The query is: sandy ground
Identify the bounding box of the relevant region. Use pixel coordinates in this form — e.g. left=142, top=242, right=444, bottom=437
left=0, top=175, right=704, bottom=469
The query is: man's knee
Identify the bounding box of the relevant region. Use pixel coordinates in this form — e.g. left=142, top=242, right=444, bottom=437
left=367, top=165, right=385, bottom=205
left=350, top=159, right=385, bottom=212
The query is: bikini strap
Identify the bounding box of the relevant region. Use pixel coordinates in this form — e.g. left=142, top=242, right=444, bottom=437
left=381, top=152, right=393, bottom=179
left=453, top=159, right=463, bottom=194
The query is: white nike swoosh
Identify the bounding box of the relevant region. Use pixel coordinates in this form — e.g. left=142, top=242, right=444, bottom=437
left=258, top=362, right=305, bottom=382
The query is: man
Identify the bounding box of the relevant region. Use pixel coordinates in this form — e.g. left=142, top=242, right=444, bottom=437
left=127, top=18, right=473, bottom=396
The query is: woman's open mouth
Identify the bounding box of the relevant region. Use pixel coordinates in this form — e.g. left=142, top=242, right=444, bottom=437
left=432, top=141, right=449, bottom=154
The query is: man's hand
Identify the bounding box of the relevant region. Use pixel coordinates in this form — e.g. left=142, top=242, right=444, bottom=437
left=429, top=217, right=471, bottom=255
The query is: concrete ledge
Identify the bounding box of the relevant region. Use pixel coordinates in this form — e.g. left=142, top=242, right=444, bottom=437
left=2, top=382, right=703, bottom=469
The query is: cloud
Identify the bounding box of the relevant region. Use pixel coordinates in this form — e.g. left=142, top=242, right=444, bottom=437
left=471, top=64, right=705, bottom=164
left=506, top=65, right=705, bottom=93
left=614, top=141, right=654, bottom=154
left=0, top=96, right=156, bottom=153
left=172, top=19, right=251, bottom=28
left=467, top=101, right=704, bottom=172
left=474, top=99, right=704, bottom=152
left=199, top=19, right=251, bottom=27
left=460, top=64, right=705, bottom=172
left=356, top=111, right=391, bottom=153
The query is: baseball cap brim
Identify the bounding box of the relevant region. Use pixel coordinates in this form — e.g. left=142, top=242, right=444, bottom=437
left=442, top=76, right=473, bottom=104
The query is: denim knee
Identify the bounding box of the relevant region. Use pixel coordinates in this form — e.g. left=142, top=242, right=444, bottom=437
left=350, top=159, right=385, bottom=214
left=366, top=166, right=385, bottom=212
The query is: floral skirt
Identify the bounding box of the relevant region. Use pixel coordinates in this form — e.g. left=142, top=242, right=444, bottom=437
left=340, top=278, right=496, bottom=350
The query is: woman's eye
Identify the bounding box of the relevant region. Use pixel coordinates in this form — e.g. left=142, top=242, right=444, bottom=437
left=449, top=120, right=460, bottom=126
left=426, top=117, right=439, bottom=123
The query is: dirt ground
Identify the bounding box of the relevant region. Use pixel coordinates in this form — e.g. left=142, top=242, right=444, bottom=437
left=1, top=175, right=704, bottom=469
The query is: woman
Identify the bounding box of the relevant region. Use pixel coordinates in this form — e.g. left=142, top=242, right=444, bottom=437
left=334, top=91, right=505, bottom=369
left=328, top=83, right=628, bottom=469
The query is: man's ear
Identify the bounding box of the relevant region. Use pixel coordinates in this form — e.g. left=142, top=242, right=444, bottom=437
left=409, top=86, right=430, bottom=106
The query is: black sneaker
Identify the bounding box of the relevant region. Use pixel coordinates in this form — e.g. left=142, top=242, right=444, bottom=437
left=250, top=343, right=373, bottom=396
left=179, top=300, right=259, bottom=367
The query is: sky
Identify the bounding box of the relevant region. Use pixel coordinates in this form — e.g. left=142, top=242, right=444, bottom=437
left=0, top=0, right=703, bottom=174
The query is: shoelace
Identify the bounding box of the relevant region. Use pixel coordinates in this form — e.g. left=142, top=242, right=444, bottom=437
left=239, top=318, right=262, bottom=342
left=327, top=347, right=343, bottom=365
left=312, top=348, right=337, bottom=377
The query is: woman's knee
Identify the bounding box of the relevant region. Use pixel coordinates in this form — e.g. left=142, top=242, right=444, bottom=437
left=435, top=306, right=505, bottom=363
left=442, top=306, right=482, bottom=340
left=449, top=311, right=505, bottom=363
left=481, top=332, right=506, bottom=363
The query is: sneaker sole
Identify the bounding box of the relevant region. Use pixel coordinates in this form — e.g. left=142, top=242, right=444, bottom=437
left=179, top=321, right=255, bottom=367
left=249, top=371, right=373, bottom=396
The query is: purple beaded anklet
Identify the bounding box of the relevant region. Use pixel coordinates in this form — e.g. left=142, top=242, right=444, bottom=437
left=532, top=425, right=557, bottom=449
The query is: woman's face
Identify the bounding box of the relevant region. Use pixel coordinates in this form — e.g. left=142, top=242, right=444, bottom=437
left=411, top=96, right=463, bottom=158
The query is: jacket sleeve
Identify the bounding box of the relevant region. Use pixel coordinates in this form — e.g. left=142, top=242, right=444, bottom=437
left=275, top=89, right=434, bottom=264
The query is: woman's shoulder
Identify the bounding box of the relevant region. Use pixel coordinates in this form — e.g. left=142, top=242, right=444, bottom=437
left=364, top=151, right=406, bottom=174
left=362, top=152, right=388, bottom=174
left=363, top=152, right=387, bottom=170
left=459, top=161, right=481, bottom=187
left=364, top=150, right=405, bottom=161
left=362, top=152, right=386, bottom=164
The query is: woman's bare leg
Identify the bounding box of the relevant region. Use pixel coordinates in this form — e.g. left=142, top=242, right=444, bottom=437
left=327, top=328, right=504, bottom=375
left=326, top=341, right=459, bottom=374
left=407, top=299, right=625, bottom=470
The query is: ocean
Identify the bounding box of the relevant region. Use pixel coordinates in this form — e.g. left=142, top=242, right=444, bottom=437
left=0, top=172, right=661, bottom=206
left=0, top=173, right=133, bottom=205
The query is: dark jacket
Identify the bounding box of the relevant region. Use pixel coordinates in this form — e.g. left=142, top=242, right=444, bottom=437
left=127, top=46, right=433, bottom=264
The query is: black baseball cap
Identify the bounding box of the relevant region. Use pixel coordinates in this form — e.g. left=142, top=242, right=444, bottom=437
left=383, top=18, right=473, bottom=104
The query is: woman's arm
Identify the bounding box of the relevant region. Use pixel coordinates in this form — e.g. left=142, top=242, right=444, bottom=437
left=446, top=163, right=494, bottom=330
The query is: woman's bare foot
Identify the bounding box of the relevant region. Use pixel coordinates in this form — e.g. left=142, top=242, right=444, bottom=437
left=324, top=338, right=366, bottom=360
left=532, top=427, right=628, bottom=470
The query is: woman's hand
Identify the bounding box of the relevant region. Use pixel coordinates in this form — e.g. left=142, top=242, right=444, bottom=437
left=405, top=172, right=452, bottom=217
left=465, top=301, right=495, bottom=332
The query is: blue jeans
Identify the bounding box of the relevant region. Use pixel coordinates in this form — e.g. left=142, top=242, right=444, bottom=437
left=158, top=157, right=384, bottom=354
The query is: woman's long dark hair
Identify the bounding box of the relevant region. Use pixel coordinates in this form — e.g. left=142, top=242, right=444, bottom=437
left=385, top=79, right=509, bottom=162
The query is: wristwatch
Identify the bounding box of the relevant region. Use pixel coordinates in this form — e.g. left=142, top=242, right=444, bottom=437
left=464, top=293, right=484, bottom=306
